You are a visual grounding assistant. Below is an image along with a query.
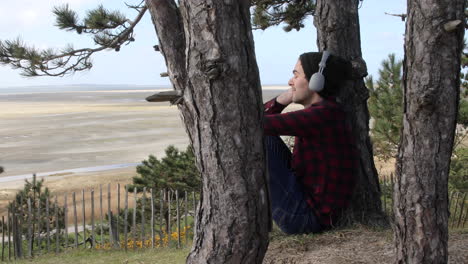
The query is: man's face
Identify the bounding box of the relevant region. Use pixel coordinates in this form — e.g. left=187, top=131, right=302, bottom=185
left=288, top=60, right=313, bottom=106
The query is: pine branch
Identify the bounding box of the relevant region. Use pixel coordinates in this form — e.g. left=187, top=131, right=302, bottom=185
left=384, top=12, right=407, bottom=21
left=0, top=5, right=147, bottom=77
left=251, top=0, right=315, bottom=31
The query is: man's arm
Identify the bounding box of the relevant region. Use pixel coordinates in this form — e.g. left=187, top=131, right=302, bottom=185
left=263, top=105, right=338, bottom=137
left=264, top=88, right=293, bottom=115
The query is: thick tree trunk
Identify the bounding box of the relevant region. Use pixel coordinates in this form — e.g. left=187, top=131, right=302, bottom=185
left=314, top=0, right=384, bottom=224
left=394, top=1, right=465, bottom=263
left=145, top=0, right=270, bottom=263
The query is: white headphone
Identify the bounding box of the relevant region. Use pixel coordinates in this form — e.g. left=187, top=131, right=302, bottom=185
left=308, top=50, right=331, bottom=92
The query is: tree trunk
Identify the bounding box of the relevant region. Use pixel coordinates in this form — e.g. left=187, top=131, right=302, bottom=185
left=145, top=1, right=270, bottom=263
left=314, top=0, right=384, bottom=224
left=394, top=1, right=465, bottom=263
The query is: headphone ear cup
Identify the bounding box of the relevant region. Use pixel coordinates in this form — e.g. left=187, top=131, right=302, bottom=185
left=309, top=72, right=325, bottom=92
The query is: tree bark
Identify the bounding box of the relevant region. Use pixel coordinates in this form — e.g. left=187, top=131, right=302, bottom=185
left=145, top=0, right=270, bottom=263
left=394, top=1, right=465, bottom=263
left=314, top=0, right=384, bottom=224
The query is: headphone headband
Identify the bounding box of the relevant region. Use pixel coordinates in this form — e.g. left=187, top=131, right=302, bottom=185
left=308, top=50, right=330, bottom=92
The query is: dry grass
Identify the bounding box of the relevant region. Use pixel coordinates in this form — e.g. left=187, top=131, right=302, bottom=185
left=264, top=225, right=468, bottom=264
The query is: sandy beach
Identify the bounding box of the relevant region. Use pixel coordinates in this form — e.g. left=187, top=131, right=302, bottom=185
left=0, top=86, right=289, bottom=215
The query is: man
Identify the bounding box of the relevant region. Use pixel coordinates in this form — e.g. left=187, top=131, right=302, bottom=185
left=264, top=52, right=358, bottom=234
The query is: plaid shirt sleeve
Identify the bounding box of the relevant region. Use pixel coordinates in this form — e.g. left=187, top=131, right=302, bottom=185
left=263, top=98, right=328, bottom=137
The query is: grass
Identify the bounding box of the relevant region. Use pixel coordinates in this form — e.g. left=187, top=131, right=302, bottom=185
left=11, top=248, right=190, bottom=264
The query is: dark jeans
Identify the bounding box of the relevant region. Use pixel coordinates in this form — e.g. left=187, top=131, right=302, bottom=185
left=265, top=136, right=322, bottom=234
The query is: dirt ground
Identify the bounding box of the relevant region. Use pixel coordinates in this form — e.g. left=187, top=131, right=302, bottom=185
left=264, top=227, right=468, bottom=264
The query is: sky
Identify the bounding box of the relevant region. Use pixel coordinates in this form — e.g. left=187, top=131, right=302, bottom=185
left=0, top=0, right=407, bottom=88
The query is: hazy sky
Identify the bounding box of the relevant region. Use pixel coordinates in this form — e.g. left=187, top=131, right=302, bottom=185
left=0, top=0, right=406, bottom=88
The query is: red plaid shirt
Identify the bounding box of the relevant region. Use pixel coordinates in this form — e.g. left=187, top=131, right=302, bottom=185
left=264, top=97, right=358, bottom=227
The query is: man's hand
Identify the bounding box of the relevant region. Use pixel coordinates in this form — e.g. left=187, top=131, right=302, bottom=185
left=276, top=88, right=293, bottom=106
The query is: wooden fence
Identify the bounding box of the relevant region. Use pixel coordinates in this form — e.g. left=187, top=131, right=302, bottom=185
left=379, top=174, right=468, bottom=228
left=0, top=184, right=198, bottom=261
left=1, top=178, right=466, bottom=262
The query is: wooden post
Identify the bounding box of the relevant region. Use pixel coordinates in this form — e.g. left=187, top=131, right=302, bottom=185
left=2, top=216, right=5, bottom=262
left=462, top=202, right=468, bottom=228
left=73, top=192, right=78, bottom=248
left=176, top=190, right=180, bottom=248
left=8, top=209, right=11, bottom=261
left=110, top=210, right=119, bottom=248
left=449, top=191, right=456, bottom=211
left=192, top=191, right=196, bottom=219
left=63, top=193, right=68, bottom=249
left=451, top=192, right=461, bottom=227
left=99, top=185, right=103, bottom=245
left=55, top=196, right=59, bottom=253
left=46, top=196, right=50, bottom=252
left=27, top=198, right=33, bottom=258
left=185, top=191, right=188, bottom=246
left=383, top=175, right=387, bottom=214
left=124, top=185, right=129, bottom=252
left=456, top=193, right=467, bottom=228
left=14, top=201, right=23, bottom=259
left=12, top=203, right=18, bottom=259
left=151, top=188, right=155, bottom=249
left=132, top=188, right=137, bottom=248
left=141, top=187, right=146, bottom=242
left=36, top=195, right=41, bottom=249
left=117, top=183, right=120, bottom=241
left=91, top=189, right=95, bottom=249
left=82, top=189, right=86, bottom=248
left=168, top=190, right=171, bottom=245
left=108, top=184, right=113, bottom=246
left=160, top=190, right=164, bottom=235
left=11, top=204, right=16, bottom=260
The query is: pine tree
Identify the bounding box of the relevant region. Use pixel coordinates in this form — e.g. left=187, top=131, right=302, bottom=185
left=366, top=54, right=403, bottom=160
left=8, top=174, right=64, bottom=235
left=130, top=145, right=201, bottom=193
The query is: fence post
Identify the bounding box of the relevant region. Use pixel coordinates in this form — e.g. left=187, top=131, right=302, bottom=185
left=36, top=193, right=41, bottom=250
left=64, top=193, right=68, bottom=249
left=117, top=183, right=120, bottom=241
left=451, top=192, right=461, bottom=228
left=73, top=192, right=78, bottom=248
left=456, top=193, right=467, bottom=228
left=141, top=187, right=146, bottom=243
left=192, top=191, right=196, bottom=219
left=99, top=185, right=103, bottom=246
left=8, top=209, right=11, bottom=261
left=11, top=204, right=16, bottom=260
left=55, top=196, right=59, bottom=253
left=185, top=191, right=188, bottom=246
left=168, top=190, right=171, bottom=246
left=46, top=197, right=50, bottom=252
left=80, top=190, right=85, bottom=248
left=2, top=216, right=5, bottom=262
left=133, top=188, right=137, bottom=248
left=124, top=185, right=129, bottom=252
left=151, top=188, right=155, bottom=249
left=27, top=197, right=33, bottom=258
left=12, top=203, right=17, bottom=259
left=90, top=189, right=94, bottom=249
left=449, top=191, right=456, bottom=211
left=160, top=190, right=164, bottom=236
left=192, top=191, right=196, bottom=238
left=176, top=190, right=180, bottom=249
left=110, top=211, right=119, bottom=248
left=108, top=184, right=113, bottom=246
left=7, top=208, right=13, bottom=261
left=462, top=202, right=468, bottom=228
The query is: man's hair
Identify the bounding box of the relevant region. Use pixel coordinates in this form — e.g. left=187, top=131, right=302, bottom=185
left=299, top=52, right=353, bottom=98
